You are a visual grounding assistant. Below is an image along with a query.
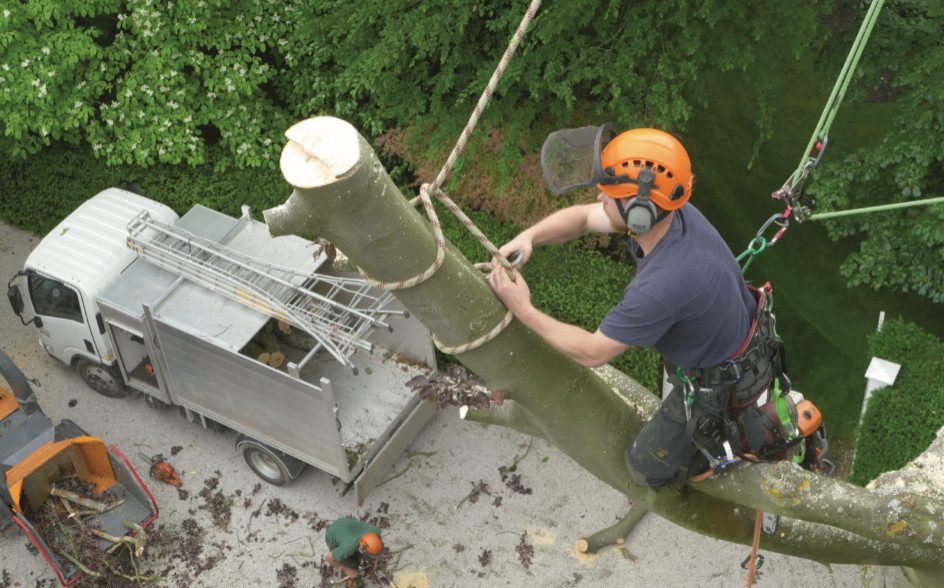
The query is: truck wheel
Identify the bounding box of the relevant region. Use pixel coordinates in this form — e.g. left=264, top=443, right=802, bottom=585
left=76, top=359, right=126, bottom=398
left=237, top=438, right=300, bottom=486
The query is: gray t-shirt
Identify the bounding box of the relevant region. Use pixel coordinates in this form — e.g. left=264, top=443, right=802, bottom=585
left=599, top=203, right=755, bottom=368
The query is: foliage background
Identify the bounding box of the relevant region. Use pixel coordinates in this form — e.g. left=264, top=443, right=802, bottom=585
left=1, top=0, right=942, bottom=447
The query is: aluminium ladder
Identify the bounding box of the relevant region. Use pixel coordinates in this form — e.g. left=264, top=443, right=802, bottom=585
left=126, top=210, right=402, bottom=370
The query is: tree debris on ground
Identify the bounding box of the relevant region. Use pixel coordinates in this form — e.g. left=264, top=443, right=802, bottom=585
left=476, top=548, right=492, bottom=578
left=516, top=532, right=534, bottom=572
left=197, top=471, right=233, bottom=529
left=276, top=562, right=298, bottom=588
left=360, top=501, right=391, bottom=530
left=457, top=481, right=491, bottom=508
left=499, top=439, right=534, bottom=496
left=266, top=498, right=300, bottom=524
left=345, top=441, right=370, bottom=471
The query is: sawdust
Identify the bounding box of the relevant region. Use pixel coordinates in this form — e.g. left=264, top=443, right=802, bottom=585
left=569, top=544, right=601, bottom=565
left=526, top=528, right=556, bottom=546
left=392, top=570, right=430, bottom=588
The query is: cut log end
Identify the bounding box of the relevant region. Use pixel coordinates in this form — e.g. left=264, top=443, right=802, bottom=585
left=575, top=539, right=589, bottom=553
left=280, top=117, right=361, bottom=189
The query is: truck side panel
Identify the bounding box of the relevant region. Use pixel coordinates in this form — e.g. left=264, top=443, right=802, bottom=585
left=151, top=318, right=349, bottom=478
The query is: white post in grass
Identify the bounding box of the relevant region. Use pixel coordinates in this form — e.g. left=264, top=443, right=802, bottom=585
left=861, top=311, right=901, bottom=423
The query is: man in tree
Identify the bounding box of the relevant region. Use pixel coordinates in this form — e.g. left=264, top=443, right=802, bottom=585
left=488, top=125, right=773, bottom=487
left=324, top=516, right=383, bottom=586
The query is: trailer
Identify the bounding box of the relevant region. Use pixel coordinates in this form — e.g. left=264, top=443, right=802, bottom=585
left=8, top=188, right=436, bottom=503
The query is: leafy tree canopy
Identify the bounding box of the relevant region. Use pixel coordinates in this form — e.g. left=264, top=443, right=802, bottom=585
left=0, top=0, right=941, bottom=300
left=809, top=0, right=944, bottom=302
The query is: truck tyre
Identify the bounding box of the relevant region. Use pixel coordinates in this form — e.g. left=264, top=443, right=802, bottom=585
left=236, top=437, right=303, bottom=486
left=76, top=359, right=126, bottom=398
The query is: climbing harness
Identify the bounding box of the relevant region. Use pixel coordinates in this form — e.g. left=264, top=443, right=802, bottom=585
left=673, top=282, right=834, bottom=484
left=357, top=0, right=543, bottom=355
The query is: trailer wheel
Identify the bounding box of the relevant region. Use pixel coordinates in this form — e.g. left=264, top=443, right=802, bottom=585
left=76, top=359, right=126, bottom=398
left=237, top=437, right=303, bottom=486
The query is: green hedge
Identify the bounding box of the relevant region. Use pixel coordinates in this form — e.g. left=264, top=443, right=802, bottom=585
left=849, top=319, right=944, bottom=485
left=0, top=143, right=663, bottom=391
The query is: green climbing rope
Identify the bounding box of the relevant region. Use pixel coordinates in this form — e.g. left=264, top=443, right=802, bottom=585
left=740, top=1, right=886, bottom=271
left=788, top=0, right=885, bottom=191
left=809, top=196, right=944, bottom=221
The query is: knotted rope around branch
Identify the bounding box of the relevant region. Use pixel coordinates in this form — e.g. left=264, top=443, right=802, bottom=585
left=357, top=0, right=543, bottom=354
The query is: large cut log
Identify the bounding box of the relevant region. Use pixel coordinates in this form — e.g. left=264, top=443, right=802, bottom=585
left=264, top=116, right=944, bottom=573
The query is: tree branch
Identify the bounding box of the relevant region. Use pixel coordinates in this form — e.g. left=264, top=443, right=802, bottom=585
left=460, top=400, right=546, bottom=439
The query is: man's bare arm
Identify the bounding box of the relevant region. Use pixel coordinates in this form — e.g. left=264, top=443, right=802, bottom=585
left=487, top=263, right=630, bottom=367
left=515, top=304, right=630, bottom=367
left=498, top=201, right=616, bottom=265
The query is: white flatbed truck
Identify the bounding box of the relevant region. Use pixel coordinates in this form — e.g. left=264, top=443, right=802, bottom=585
left=7, top=188, right=436, bottom=503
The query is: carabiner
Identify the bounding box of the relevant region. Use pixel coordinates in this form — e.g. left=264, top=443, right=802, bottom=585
left=755, top=205, right=793, bottom=246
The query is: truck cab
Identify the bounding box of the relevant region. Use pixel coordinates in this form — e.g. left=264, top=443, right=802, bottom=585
left=7, top=188, right=178, bottom=396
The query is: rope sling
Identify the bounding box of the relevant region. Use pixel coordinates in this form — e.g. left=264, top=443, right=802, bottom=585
left=358, top=0, right=543, bottom=355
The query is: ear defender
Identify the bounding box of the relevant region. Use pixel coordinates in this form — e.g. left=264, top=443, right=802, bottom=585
left=624, top=199, right=659, bottom=235
left=620, top=167, right=663, bottom=235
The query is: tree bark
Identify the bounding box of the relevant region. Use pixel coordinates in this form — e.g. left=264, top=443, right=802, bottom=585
left=264, top=116, right=944, bottom=572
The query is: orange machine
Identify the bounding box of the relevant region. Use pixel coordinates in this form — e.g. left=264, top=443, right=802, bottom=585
left=0, top=349, right=159, bottom=586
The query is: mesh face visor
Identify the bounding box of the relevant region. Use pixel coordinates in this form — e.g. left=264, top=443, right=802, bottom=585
left=541, top=125, right=603, bottom=195
left=541, top=124, right=628, bottom=196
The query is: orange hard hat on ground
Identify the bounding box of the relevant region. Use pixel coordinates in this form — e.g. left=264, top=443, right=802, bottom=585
left=359, top=532, right=383, bottom=555
left=598, top=128, right=694, bottom=210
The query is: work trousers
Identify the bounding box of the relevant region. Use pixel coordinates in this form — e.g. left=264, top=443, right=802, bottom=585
left=625, top=355, right=774, bottom=488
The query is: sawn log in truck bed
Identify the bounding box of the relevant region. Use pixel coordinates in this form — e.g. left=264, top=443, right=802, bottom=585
left=7, top=188, right=437, bottom=504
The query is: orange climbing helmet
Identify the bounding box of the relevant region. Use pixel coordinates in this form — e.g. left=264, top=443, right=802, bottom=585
left=359, top=532, right=383, bottom=555
left=541, top=123, right=694, bottom=211
left=598, top=128, right=694, bottom=210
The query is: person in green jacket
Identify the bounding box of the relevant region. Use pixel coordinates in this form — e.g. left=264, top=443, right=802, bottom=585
left=325, top=516, right=384, bottom=584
